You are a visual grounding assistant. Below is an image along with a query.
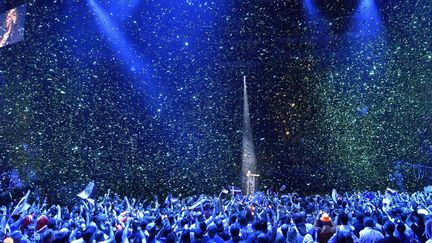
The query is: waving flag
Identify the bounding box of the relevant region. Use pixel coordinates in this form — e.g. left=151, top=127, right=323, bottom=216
left=10, top=190, right=30, bottom=216
left=77, top=181, right=95, bottom=199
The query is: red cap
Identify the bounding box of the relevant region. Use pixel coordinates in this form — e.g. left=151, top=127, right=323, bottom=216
left=36, top=215, right=49, bottom=231
left=21, top=214, right=33, bottom=229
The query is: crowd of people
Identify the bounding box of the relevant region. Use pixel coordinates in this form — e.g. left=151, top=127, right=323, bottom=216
left=1, top=185, right=432, bottom=243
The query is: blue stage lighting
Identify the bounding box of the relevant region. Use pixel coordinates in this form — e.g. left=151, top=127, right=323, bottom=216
left=88, top=0, right=158, bottom=105
left=303, top=0, right=328, bottom=44
left=303, top=0, right=319, bottom=18
left=352, top=0, right=382, bottom=39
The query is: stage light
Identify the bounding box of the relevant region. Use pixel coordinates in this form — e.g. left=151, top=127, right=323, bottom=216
left=242, top=76, right=258, bottom=194
left=88, top=0, right=158, bottom=111
left=303, top=0, right=319, bottom=18
left=352, top=0, right=382, bottom=38
left=303, top=0, right=328, bottom=44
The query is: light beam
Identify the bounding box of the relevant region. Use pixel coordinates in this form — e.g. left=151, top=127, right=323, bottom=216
left=242, top=76, right=258, bottom=193
left=88, top=0, right=157, bottom=102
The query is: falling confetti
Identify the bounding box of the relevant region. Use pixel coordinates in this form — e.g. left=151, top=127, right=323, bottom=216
left=0, top=0, right=431, bottom=201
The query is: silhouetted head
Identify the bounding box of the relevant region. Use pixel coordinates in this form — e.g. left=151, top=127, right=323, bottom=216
left=207, top=223, right=218, bottom=238
left=257, top=232, right=270, bottom=243
left=281, top=224, right=289, bottom=237
left=363, top=217, right=374, bottom=228
left=396, top=222, right=406, bottom=235
left=383, top=221, right=395, bottom=236
left=339, top=213, right=349, bottom=225
left=230, top=223, right=240, bottom=237
left=180, top=229, right=190, bottom=242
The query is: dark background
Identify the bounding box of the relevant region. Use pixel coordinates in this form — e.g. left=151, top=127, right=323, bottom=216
left=0, top=0, right=431, bottom=201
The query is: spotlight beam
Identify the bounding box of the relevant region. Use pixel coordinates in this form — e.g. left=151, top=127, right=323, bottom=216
left=88, top=0, right=157, bottom=101
left=242, top=76, right=258, bottom=193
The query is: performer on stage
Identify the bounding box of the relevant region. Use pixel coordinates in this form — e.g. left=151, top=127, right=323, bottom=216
left=246, top=170, right=259, bottom=195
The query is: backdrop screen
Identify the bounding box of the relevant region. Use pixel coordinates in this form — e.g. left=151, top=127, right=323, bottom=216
left=0, top=4, right=25, bottom=48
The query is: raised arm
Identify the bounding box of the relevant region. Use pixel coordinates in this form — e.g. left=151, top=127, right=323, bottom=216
left=122, top=218, right=131, bottom=243
left=68, top=225, right=80, bottom=242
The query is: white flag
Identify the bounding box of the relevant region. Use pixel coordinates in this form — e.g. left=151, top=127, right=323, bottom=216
left=11, top=190, right=31, bottom=216
left=331, top=189, right=338, bottom=203
left=77, top=181, right=95, bottom=199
